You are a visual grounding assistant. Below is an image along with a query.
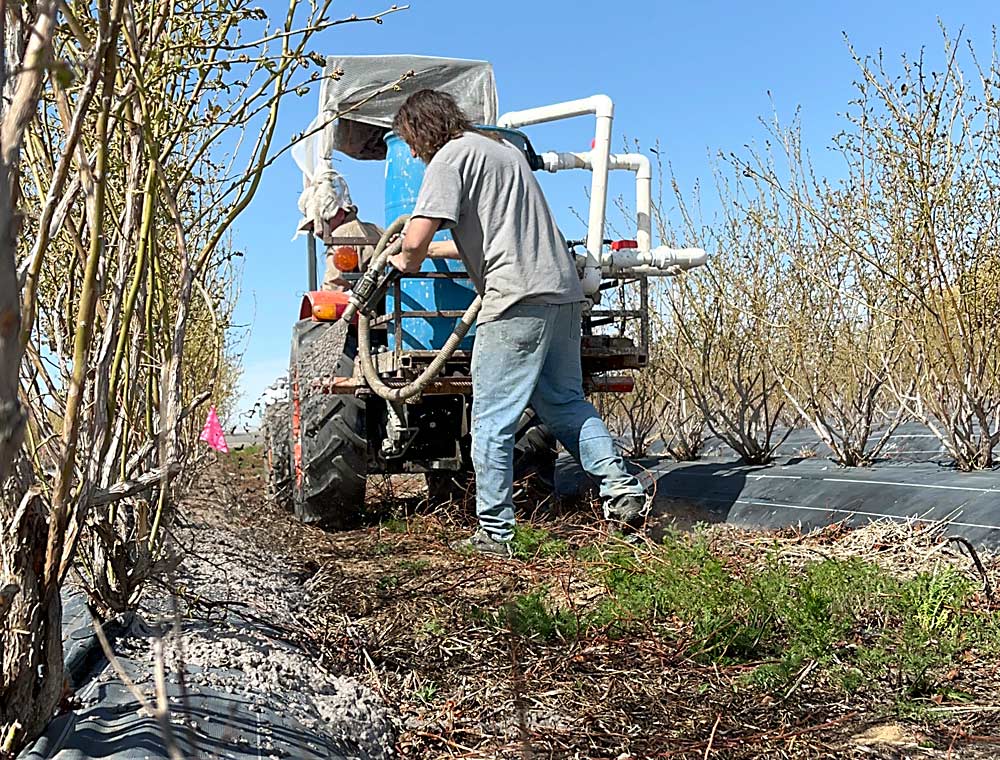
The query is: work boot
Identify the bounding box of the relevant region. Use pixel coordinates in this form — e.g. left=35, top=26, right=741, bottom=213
left=450, top=528, right=514, bottom=559
left=605, top=493, right=649, bottom=537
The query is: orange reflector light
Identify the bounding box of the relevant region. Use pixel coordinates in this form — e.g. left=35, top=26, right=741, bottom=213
left=301, top=290, right=356, bottom=323
left=333, top=245, right=359, bottom=272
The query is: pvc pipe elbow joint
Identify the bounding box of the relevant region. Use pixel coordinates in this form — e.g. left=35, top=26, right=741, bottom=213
left=580, top=266, right=601, bottom=295
left=589, top=94, right=614, bottom=120
left=498, top=94, right=614, bottom=129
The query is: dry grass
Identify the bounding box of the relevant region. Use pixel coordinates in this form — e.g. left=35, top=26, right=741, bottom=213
left=203, top=454, right=1000, bottom=759
left=731, top=519, right=997, bottom=592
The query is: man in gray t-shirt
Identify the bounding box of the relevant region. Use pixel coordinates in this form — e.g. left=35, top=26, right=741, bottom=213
left=390, top=89, right=646, bottom=556
left=408, top=130, right=583, bottom=324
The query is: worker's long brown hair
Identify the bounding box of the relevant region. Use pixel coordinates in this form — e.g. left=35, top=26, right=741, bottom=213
left=393, top=89, right=484, bottom=163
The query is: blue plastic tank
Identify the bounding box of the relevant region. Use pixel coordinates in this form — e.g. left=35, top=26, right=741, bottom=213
left=384, top=132, right=474, bottom=351
left=383, top=128, right=536, bottom=351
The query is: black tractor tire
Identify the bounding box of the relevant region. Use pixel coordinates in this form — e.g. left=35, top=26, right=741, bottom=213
left=262, top=399, right=292, bottom=510
left=289, top=319, right=367, bottom=527
left=514, top=408, right=558, bottom=487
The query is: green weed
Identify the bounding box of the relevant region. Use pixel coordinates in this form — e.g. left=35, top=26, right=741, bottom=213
left=482, top=588, right=580, bottom=640
left=467, top=527, right=996, bottom=706
left=230, top=444, right=262, bottom=468
left=399, top=558, right=430, bottom=574
left=418, top=616, right=446, bottom=637
left=582, top=532, right=998, bottom=702
left=412, top=680, right=438, bottom=705
left=902, top=566, right=975, bottom=641
left=383, top=518, right=409, bottom=533
left=377, top=574, right=400, bottom=591
left=511, top=525, right=569, bottom=560
left=373, top=541, right=394, bottom=556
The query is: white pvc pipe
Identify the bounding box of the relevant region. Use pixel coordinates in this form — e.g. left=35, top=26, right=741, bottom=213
left=499, top=95, right=614, bottom=295
left=540, top=151, right=589, bottom=172
left=574, top=245, right=706, bottom=277
left=498, top=95, right=614, bottom=129
left=539, top=150, right=652, bottom=255
left=609, top=153, right=651, bottom=252
left=602, top=246, right=708, bottom=275
left=587, top=100, right=613, bottom=296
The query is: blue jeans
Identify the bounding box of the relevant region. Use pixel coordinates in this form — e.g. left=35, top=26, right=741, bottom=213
left=470, top=302, right=645, bottom=540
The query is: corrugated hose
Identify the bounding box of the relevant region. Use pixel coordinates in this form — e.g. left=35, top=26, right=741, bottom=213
left=346, top=214, right=481, bottom=401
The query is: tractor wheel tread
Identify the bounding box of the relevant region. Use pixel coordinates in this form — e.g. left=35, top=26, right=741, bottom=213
left=288, top=319, right=368, bottom=527
left=262, top=399, right=293, bottom=509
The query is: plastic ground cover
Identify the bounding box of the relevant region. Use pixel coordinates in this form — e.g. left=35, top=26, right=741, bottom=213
left=20, top=501, right=392, bottom=760
left=21, top=611, right=372, bottom=760
left=558, top=422, right=1000, bottom=547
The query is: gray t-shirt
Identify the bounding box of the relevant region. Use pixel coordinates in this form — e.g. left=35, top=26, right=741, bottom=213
left=411, top=131, right=584, bottom=323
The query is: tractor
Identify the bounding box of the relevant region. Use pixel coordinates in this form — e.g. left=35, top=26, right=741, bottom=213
left=261, top=56, right=706, bottom=525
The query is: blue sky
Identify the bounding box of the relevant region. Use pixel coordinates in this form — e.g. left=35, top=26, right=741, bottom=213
left=230, top=0, right=997, bottom=425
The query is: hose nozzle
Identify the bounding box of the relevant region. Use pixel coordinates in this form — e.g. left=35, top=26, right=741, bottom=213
left=340, top=237, right=403, bottom=323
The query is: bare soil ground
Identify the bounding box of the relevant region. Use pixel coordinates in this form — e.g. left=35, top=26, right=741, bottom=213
left=182, top=451, right=1000, bottom=759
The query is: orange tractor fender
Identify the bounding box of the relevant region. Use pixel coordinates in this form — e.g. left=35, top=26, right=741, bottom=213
left=299, top=290, right=358, bottom=323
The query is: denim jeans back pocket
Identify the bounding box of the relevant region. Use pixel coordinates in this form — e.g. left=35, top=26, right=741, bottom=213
left=495, top=313, right=546, bottom=355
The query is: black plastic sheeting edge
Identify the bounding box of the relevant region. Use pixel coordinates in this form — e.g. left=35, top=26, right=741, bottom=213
left=17, top=597, right=130, bottom=760
left=60, top=593, right=131, bottom=690
left=557, top=454, right=1000, bottom=548
left=20, top=614, right=367, bottom=760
